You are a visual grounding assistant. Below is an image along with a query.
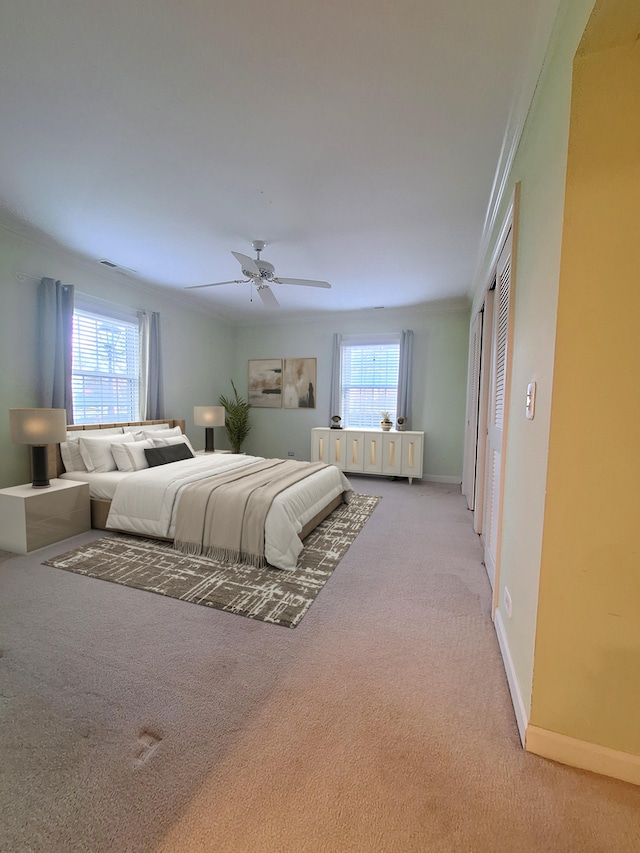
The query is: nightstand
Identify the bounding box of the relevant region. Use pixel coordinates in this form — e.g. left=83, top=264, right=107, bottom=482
left=195, top=449, right=232, bottom=455
left=0, top=479, right=91, bottom=554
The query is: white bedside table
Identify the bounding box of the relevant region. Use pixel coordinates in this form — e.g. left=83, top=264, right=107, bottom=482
left=0, top=479, right=91, bottom=554
left=195, top=449, right=232, bottom=455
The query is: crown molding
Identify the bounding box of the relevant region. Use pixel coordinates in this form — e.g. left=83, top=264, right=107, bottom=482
left=0, top=211, right=242, bottom=323
left=231, top=296, right=471, bottom=328
left=470, top=0, right=565, bottom=300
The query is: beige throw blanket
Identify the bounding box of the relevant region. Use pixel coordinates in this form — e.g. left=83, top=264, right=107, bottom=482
left=173, top=458, right=328, bottom=567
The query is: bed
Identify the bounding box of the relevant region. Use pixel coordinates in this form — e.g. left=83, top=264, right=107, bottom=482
left=52, top=420, right=353, bottom=570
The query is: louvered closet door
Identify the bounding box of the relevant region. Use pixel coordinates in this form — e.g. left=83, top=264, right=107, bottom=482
left=483, top=232, right=512, bottom=592
left=462, top=309, right=483, bottom=510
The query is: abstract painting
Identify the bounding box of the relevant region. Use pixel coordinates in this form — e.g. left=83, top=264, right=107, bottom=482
left=283, top=357, right=317, bottom=408
left=248, top=359, right=282, bottom=407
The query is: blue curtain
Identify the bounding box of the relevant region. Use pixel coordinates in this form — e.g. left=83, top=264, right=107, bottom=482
left=328, top=332, right=342, bottom=426
left=139, top=310, right=165, bottom=420
left=38, top=278, right=74, bottom=423
left=397, top=329, right=414, bottom=429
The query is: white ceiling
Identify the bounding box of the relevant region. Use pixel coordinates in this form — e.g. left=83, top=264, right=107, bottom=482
left=0, top=0, right=561, bottom=323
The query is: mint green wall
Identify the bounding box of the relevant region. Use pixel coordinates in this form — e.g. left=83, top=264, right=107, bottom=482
left=0, top=224, right=236, bottom=488
left=230, top=301, right=470, bottom=481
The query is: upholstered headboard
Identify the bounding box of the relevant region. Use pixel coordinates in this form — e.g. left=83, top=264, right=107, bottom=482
left=50, top=419, right=186, bottom=477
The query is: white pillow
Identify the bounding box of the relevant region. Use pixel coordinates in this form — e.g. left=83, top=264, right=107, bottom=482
left=142, top=426, right=182, bottom=440
left=79, top=433, right=135, bottom=473
left=151, top=434, right=195, bottom=453
left=60, top=427, right=124, bottom=472
left=123, top=423, right=170, bottom=439
left=128, top=423, right=170, bottom=431
left=110, top=439, right=154, bottom=472
left=60, top=436, right=87, bottom=473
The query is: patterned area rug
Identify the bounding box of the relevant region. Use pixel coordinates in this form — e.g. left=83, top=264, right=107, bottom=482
left=43, top=493, right=381, bottom=628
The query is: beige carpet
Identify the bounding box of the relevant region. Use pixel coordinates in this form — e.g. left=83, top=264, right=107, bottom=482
left=43, top=494, right=381, bottom=628
left=1, top=476, right=639, bottom=852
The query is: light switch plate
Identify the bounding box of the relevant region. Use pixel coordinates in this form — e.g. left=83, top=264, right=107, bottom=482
left=526, top=381, right=536, bottom=420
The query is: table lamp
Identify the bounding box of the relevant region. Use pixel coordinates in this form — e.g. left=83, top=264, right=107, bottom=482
left=194, top=405, right=226, bottom=452
left=9, top=408, right=67, bottom=488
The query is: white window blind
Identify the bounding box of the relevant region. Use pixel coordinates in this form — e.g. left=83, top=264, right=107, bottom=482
left=72, top=304, right=140, bottom=424
left=340, top=337, right=400, bottom=428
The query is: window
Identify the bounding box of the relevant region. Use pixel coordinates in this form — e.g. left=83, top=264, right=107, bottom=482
left=340, top=334, right=400, bottom=428
left=72, top=298, right=140, bottom=424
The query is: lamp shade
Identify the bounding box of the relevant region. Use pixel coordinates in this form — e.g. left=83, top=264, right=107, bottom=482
left=194, top=406, right=226, bottom=427
left=9, top=408, right=67, bottom=445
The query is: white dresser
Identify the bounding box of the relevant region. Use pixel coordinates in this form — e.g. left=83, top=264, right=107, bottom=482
left=311, top=428, right=424, bottom=483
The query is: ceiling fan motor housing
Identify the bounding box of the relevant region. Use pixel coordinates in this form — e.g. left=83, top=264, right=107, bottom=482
left=243, top=259, right=275, bottom=280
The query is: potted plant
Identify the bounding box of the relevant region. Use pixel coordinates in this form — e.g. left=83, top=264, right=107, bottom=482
left=380, top=411, right=393, bottom=431
left=219, top=380, right=251, bottom=453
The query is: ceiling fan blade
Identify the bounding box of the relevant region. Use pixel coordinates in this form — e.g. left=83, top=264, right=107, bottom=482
left=184, top=279, right=247, bottom=290
left=231, top=251, right=260, bottom=275
left=273, top=277, right=331, bottom=289
left=257, top=284, right=279, bottom=308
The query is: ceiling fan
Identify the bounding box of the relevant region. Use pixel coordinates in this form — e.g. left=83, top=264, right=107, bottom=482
left=185, top=240, right=331, bottom=307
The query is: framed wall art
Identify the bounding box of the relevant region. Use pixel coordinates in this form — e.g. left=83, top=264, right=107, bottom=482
left=283, top=357, right=317, bottom=409
left=248, top=359, right=282, bottom=408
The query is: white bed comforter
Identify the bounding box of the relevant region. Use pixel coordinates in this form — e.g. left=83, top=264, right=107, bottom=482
left=105, top=453, right=352, bottom=570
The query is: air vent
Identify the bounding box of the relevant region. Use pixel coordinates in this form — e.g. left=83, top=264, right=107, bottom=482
left=98, top=259, right=137, bottom=275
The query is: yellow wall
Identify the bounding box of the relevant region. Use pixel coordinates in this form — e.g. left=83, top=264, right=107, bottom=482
left=531, top=3, right=640, bottom=755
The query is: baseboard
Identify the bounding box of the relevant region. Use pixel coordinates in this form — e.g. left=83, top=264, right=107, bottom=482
left=494, top=612, right=640, bottom=787
left=494, top=608, right=528, bottom=746
left=422, top=475, right=462, bottom=484
left=526, top=725, right=640, bottom=787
